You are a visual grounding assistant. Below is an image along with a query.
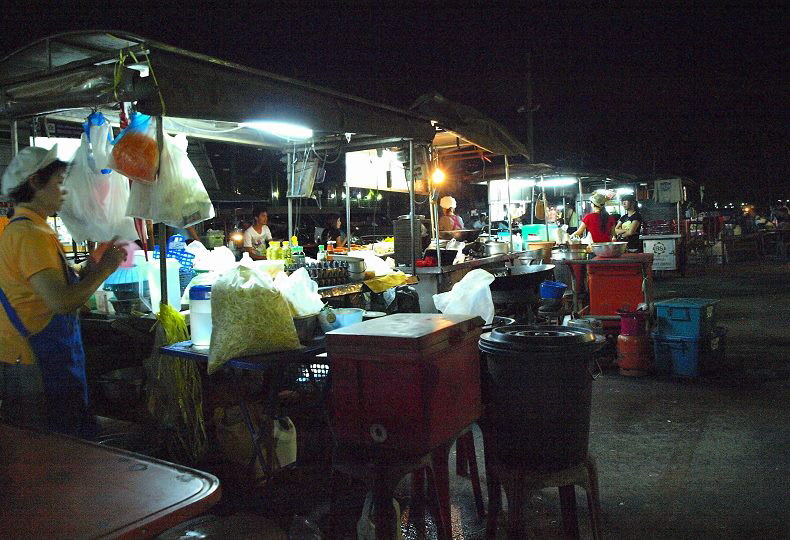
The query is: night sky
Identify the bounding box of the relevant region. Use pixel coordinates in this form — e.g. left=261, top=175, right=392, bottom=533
left=2, top=3, right=787, bottom=205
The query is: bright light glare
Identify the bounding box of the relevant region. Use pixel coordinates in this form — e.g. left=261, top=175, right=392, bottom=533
left=356, top=192, right=362, bottom=199
left=556, top=204, right=565, bottom=210
left=432, top=168, right=446, bottom=184
left=376, top=193, right=383, bottom=201
left=615, top=187, right=635, bottom=195
left=542, top=176, right=578, bottom=188
left=272, top=191, right=279, bottom=198
left=240, top=121, right=313, bottom=139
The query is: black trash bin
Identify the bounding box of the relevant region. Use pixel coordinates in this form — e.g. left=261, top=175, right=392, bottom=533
left=479, top=325, right=605, bottom=471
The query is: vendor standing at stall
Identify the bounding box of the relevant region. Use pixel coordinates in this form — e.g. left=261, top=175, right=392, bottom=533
left=319, top=213, right=346, bottom=248
left=613, top=194, right=643, bottom=251
left=0, top=146, right=126, bottom=438
left=438, top=196, right=464, bottom=231
left=571, top=192, right=617, bottom=243
left=243, top=206, right=273, bottom=260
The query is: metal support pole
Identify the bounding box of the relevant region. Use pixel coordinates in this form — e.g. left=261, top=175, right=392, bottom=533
left=287, top=152, right=293, bottom=240
left=505, top=155, right=513, bottom=252
left=10, top=120, right=18, bottom=155
left=287, top=198, right=293, bottom=240
left=345, top=181, right=351, bottom=248
left=408, top=140, right=416, bottom=275
left=531, top=183, right=535, bottom=224
left=433, top=190, right=442, bottom=268
left=156, top=116, right=168, bottom=310
left=541, top=175, right=549, bottom=241
left=159, top=224, right=169, bottom=308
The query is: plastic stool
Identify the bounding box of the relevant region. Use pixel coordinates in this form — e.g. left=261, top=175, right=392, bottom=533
left=485, top=454, right=602, bottom=540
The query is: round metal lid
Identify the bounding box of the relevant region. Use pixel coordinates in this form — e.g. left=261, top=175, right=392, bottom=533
left=480, top=325, right=601, bottom=355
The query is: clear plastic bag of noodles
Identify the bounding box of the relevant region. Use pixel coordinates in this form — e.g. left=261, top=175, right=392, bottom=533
left=109, top=112, right=159, bottom=183
left=207, top=263, right=301, bottom=374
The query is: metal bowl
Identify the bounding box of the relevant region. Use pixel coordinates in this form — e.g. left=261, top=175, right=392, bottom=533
left=439, top=229, right=482, bottom=242
left=591, top=242, right=628, bottom=258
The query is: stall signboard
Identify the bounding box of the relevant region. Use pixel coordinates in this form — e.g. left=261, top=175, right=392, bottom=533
left=643, top=238, right=677, bottom=270
left=345, top=149, right=427, bottom=194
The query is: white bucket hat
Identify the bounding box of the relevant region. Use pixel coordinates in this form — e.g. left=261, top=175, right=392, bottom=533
left=439, top=196, right=457, bottom=210
left=1, top=145, right=60, bottom=196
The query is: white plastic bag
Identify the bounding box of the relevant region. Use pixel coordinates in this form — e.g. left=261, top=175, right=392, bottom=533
left=432, top=268, right=495, bottom=324
left=208, top=264, right=300, bottom=374
left=126, top=133, right=215, bottom=228
left=59, top=118, right=138, bottom=242
left=356, top=491, right=402, bottom=540
left=274, top=267, right=325, bottom=317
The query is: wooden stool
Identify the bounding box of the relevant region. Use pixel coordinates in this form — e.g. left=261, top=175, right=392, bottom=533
left=485, top=453, right=602, bottom=540
left=409, top=427, right=486, bottom=536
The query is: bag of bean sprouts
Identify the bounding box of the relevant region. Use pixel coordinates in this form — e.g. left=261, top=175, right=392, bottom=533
left=207, top=263, right=300, bottom=374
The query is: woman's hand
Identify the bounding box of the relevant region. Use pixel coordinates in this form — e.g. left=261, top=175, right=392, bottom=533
left=94, top=237, right=127, bottom=273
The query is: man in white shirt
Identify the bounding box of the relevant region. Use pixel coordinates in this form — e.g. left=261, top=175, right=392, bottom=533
left=243, top=207, right=273, bottom=260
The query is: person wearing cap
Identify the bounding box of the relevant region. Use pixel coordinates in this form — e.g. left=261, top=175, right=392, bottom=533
left=613, top=194, right=643, bottom=251
left=571, top=192, right=617, bottom=243
left=0, top=145, right=126, bottom=438
left=438, top=196, right=464, bottom=231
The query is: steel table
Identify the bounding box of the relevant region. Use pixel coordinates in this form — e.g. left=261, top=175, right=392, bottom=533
left=0, top=423, right=220, bottom=539
left=160, top=338, right=326, bottom=480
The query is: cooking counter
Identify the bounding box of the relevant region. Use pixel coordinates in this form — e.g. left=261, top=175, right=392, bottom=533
left=411, top=252, right=524, bottom=274
left=405, top=252, right=529, bottom=312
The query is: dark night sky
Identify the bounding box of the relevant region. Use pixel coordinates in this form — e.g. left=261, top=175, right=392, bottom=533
left=2, top=3, right=788, bottom=204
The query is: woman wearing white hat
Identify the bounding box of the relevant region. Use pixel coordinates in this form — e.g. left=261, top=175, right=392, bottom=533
left=571, top=191, right=617, bottom=243
left=438, top=196, right=465, bottom=231
left=0, top=145, right=126, bottom=437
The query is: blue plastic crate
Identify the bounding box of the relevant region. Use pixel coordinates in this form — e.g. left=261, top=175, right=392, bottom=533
left=654, top=298, right=719, bottom=339
left=652, top=326, right=727, bottom=377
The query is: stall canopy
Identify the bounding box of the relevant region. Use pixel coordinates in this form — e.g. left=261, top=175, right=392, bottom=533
left=0, top=30, right=435, bottom=146
left=410, top=92, right=530, bottom=159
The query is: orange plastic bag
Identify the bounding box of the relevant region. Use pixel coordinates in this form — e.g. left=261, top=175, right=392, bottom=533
left=110, top=112, right=159, bottom=183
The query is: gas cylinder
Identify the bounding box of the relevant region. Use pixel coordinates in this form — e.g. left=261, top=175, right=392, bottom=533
left=617, top=334, right=651, bottom=376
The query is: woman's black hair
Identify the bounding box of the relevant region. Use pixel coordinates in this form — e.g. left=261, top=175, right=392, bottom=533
left=325, top=213, right=341, bottom=228
left=598, top=204, right=610, bottom=233
left=8, top=159, right=68, bottom=203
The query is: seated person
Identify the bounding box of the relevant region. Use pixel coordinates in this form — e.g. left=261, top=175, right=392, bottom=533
left=319, top=214, right=346, bottom=248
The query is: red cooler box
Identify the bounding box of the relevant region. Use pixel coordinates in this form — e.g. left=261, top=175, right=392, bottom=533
left=588, top=253, right=654, bottom=316
left=327, top=313, right=482, bottom=455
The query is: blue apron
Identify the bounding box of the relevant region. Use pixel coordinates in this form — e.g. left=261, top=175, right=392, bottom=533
left=0, top=216, right=95, bottom=438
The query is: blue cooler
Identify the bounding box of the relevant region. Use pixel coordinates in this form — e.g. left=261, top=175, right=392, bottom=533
left=652, top=326, right=727, bottom=377
left=654, top=298, right=719, bottom=339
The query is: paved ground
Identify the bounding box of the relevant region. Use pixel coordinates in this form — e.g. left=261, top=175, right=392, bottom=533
left=161, top=261, right=790, bottom=538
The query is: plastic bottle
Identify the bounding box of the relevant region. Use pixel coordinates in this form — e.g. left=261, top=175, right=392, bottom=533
left=291, top=235, right=299, bottom=247
left=281, top=241, right=291, bottom=263
left=317, top=245, right=326, bottom=262
left=189, top=285, right=212, bottom=347
left=326, top=241, right=335, bottom=261
left=267, top=240, right=280, bottom=260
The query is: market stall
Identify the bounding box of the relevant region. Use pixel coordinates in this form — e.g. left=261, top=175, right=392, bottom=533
left=0, top=31, right=439, bottom=484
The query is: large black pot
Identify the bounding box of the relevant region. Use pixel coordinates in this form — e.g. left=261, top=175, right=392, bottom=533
left=479, top=325, right=605, bottom=470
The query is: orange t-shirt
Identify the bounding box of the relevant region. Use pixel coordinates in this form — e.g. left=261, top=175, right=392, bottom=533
left=0, top=207, right=66, bottom=364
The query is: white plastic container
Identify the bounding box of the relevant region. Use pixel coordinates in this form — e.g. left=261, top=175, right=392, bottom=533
left=134, top=251, right=182, bottom=313
left=189, top=285, right=212, bottom=347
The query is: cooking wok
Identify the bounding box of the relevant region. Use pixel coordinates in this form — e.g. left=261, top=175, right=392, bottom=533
left=439, top=229, right=482, bottom=242
left=489, top=264, right=555, bottom=306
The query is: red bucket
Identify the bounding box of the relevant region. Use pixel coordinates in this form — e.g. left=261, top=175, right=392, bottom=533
left=618, top=310, right=647, bottom=336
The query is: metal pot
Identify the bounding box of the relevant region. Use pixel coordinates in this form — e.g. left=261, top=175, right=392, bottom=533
left=484, top=240, right=508, bottom=257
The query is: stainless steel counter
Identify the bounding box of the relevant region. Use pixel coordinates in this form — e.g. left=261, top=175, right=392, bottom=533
left=405, top=252, right=530, bottom=313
